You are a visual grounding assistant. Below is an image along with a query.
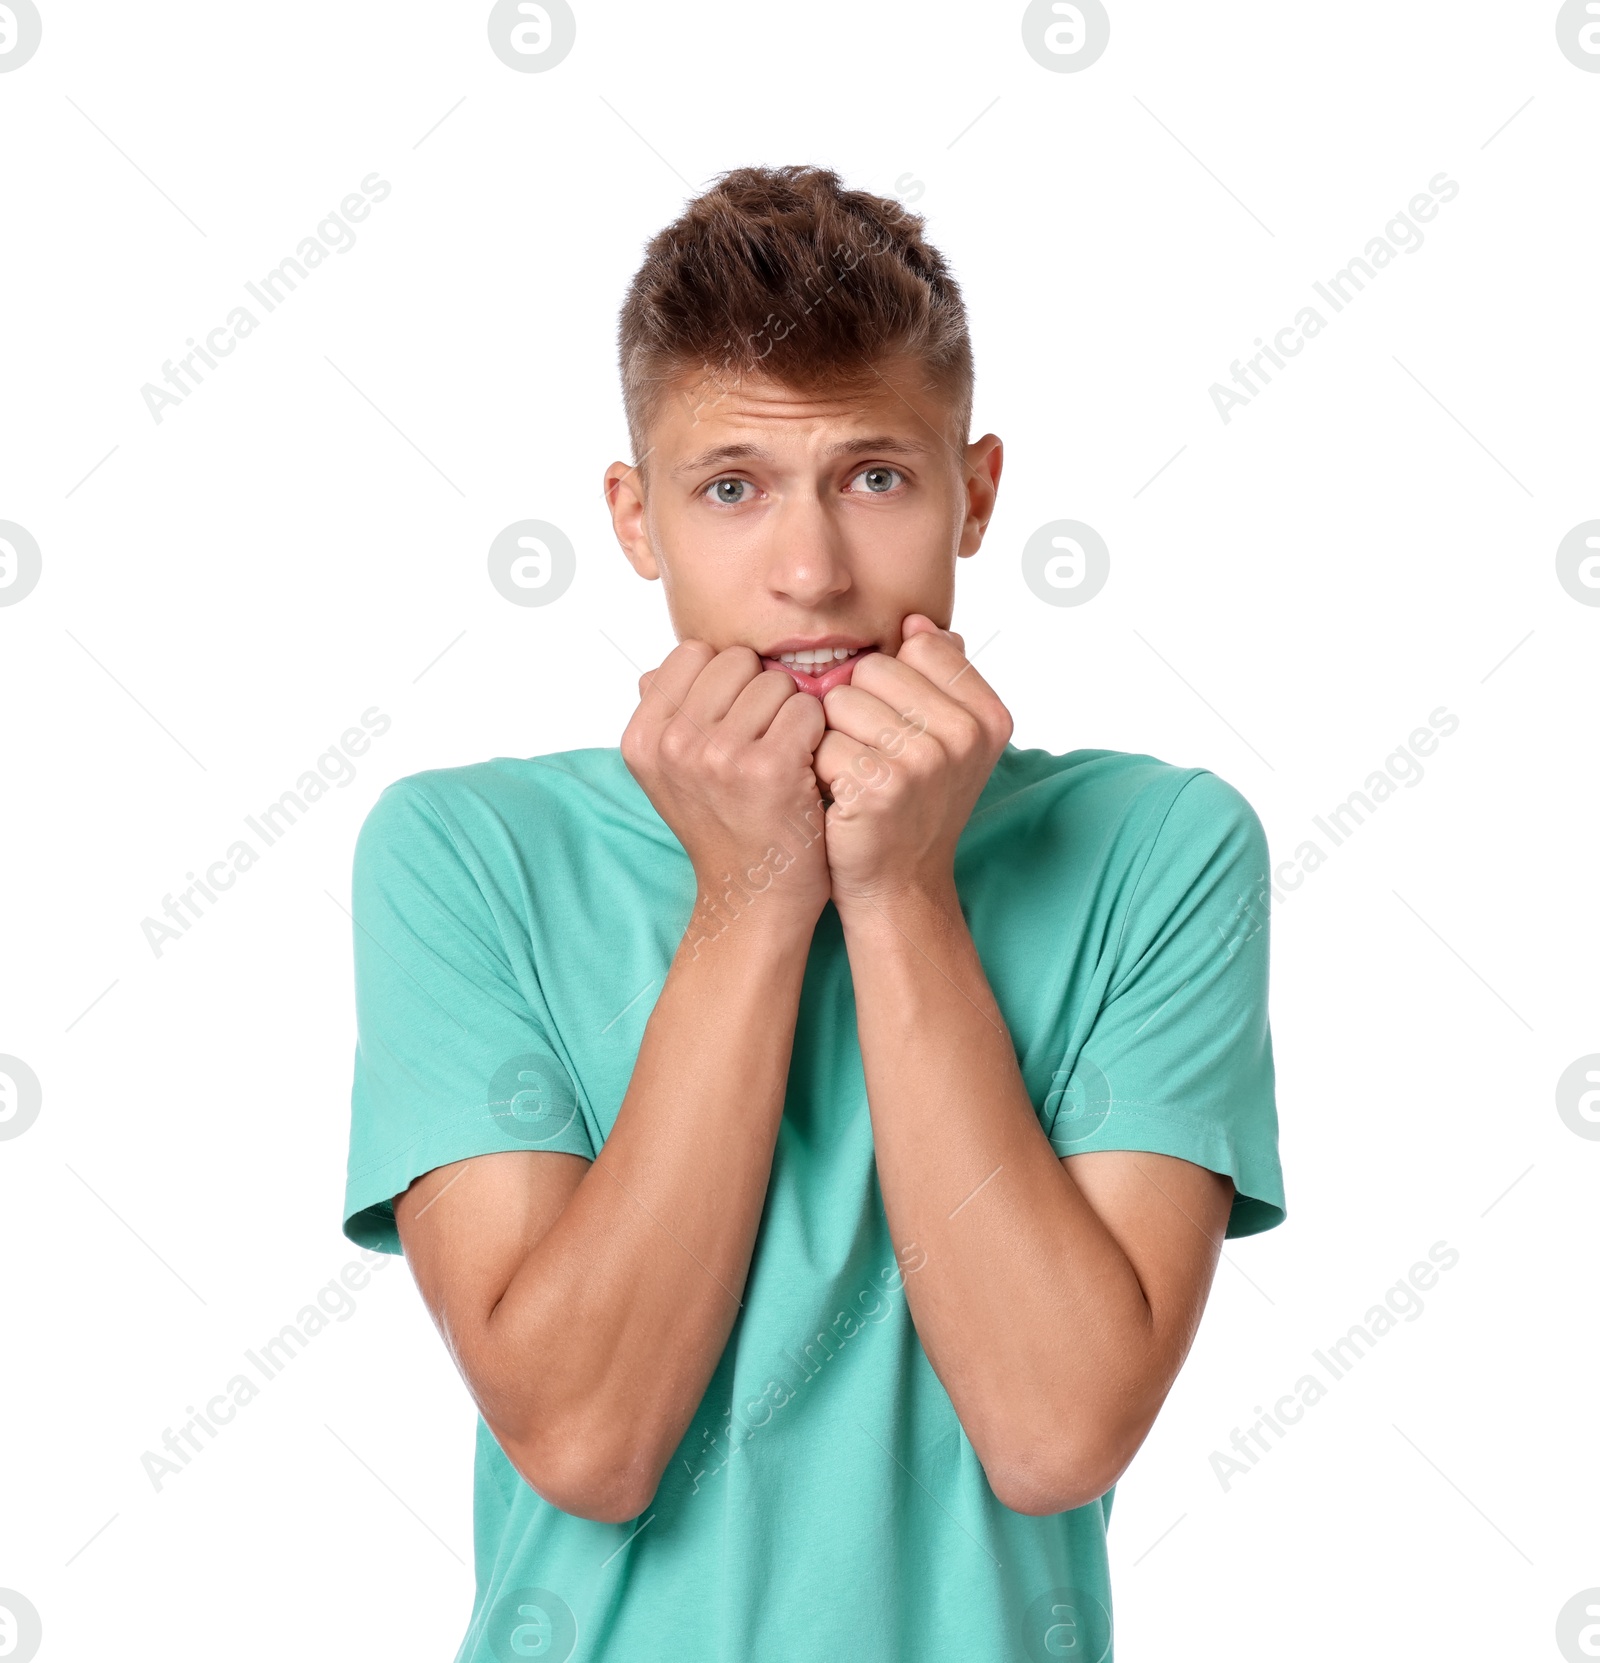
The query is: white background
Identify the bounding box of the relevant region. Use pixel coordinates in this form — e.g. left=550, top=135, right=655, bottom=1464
left=2, top=2, right=1596, bottom=1659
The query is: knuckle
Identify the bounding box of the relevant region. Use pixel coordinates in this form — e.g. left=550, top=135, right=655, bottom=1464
left=658, top=724, right=695, bottom=767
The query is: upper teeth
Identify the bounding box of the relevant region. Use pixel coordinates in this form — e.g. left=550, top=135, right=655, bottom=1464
left=777, top=647, right=861, bottom=667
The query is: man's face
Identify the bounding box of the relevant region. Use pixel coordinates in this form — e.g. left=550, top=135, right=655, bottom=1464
left=605, top=355, right=1002, bottom=697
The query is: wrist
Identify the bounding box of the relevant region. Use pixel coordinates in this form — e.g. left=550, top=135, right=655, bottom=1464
left=834, top=873, right=964, bottom=941
left=682, top=870, right=823, bottom=962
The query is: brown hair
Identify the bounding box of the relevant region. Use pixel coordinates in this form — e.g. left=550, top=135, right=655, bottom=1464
left=617, top=164, right=974, bottom=468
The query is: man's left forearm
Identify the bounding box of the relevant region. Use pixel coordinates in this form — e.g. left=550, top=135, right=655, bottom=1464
left=838, top=879, right=1159, bottom=1513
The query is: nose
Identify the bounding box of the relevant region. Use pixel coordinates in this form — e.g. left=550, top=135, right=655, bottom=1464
left=762, top=489, right=852, bottom=608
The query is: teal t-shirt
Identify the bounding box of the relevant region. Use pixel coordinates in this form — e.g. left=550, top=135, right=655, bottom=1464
left=342, top=742, right=1286, bottom=1663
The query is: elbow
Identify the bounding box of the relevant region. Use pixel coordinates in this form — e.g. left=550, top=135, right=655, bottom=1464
left=987, top=1459, right=1118, bottom=1517
left=500, top=1424, right=663, bottom=1525
left=474, top=1357, right=665, bottom=1523
left=979, top=1421, right=1137, bottom=1517
left=534, top=1469, right=659, bottom=1526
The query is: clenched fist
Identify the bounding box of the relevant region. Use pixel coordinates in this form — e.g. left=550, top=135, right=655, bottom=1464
left=814, top=616, right=1013, bottom=914
left=621, top=641, right=832, bottom=938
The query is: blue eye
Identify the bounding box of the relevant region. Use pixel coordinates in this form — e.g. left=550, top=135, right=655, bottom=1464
left=706, top=477, right=754, bottom=505
left=850, top=466, right=905, bottom=494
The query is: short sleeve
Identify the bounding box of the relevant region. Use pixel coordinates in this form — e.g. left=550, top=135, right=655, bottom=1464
left=341, top=777, right=595, bottom=1254
left=1042, top=770, right=1286, bottom=1238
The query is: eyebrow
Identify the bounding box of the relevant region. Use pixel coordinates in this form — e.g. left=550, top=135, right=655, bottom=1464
left=671, top=435, right=937, bottom=477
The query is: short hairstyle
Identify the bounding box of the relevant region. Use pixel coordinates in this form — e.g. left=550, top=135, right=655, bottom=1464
left=617, top=164, right=974, bottom=468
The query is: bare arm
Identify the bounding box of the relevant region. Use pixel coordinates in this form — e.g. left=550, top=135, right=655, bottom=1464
left=396, top=642, right=829, bottom=1523
left=397, top=909, right=814, bottom=1523
left=815, top=617, right=1233, bottom=1513
left=838, top=884, right=1232, bottom=1514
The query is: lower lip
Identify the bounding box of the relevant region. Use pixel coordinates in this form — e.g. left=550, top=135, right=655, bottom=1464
left=762, top=650, right=874, bottom=697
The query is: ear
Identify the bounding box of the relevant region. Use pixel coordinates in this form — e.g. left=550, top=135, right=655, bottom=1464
left=957, top=434, right=1004, bottom=559
left=604, top=458, right=660, bottom=581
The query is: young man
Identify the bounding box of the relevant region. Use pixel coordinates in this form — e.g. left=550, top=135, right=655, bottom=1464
left=342, top=165, right=1285, bottom=1662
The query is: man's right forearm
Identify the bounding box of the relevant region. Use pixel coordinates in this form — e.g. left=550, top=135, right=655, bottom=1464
left=484, top=897, right=817, bottom=1520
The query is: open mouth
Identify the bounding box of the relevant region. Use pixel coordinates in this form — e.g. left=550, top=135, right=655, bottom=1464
left=760, top=644, right=875, bottom=696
